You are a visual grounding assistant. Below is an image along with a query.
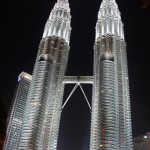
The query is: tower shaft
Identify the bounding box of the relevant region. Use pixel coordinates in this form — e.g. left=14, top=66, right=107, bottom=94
left=18, top=0, right=71, bottom=149
left=90, top=0, right=133, bottom=149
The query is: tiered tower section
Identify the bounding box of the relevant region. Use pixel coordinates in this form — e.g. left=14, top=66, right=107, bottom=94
left=3, top=72, right=31, bottom=150
left=18, top=0, right=71, bottom=149
left=90, top=0, right=133, bottom=149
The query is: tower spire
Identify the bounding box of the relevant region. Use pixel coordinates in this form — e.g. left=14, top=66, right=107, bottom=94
left=43, top=0, right=71, bottom=44
left=96, top=0, right=124, bottom=39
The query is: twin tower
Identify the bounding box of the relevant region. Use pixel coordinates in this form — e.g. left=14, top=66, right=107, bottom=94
left=4, top=0, right=133, bottom=149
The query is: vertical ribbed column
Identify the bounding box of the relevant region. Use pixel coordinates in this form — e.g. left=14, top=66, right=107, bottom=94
left=116, top=39, right=133, bottom=149
left=90, top=43, right=100, bottom=149
left=99, top=59, right=118, bottom=149
left=19, top=51, right=53, bottom=149
left=41, top=39, right=70, bottom=150
left=90, top=35, right=119, bottom=150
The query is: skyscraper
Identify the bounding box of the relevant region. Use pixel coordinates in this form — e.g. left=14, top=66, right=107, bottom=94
left=18, top=0, right=71, bottom=149
left=4, top=0, right=133, bottom=149
left=90, top=0, right=133, bottom=149
left=3, top=72, right=32, bottom=150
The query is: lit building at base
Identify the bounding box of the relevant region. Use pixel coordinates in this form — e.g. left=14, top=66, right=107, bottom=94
left=133, top=132, right=150, bottom=150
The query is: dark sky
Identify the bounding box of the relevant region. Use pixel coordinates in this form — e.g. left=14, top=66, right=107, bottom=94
left=1, top=0, right=150, bottom=149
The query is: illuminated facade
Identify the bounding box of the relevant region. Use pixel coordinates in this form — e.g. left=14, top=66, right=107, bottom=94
left=90, top=0, right=133, bottom=149
left=18, top=0, right=71, bottom=149
left=3, top=72, right=31, bottom=150
left=4, top=0, right=133, bottom=149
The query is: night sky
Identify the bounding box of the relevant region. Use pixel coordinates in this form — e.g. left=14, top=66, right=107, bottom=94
left=1, top=0, right=150, bottom=149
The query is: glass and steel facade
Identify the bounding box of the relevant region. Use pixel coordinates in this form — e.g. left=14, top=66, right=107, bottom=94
left=18, top=0, right=71, bottom=149
left=3, top=72, right=32, bottom=150
left=90, top=0, right=133, bottom=149
left=3, top=0, right=133, bottom=149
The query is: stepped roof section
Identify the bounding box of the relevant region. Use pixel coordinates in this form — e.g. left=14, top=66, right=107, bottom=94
left=43, top=0, right=71, bottom=44
left=96, top=0, right=124, bottom=39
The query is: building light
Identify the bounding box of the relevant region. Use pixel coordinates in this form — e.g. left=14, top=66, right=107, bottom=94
left=144, top=135, right=147, bottom=139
